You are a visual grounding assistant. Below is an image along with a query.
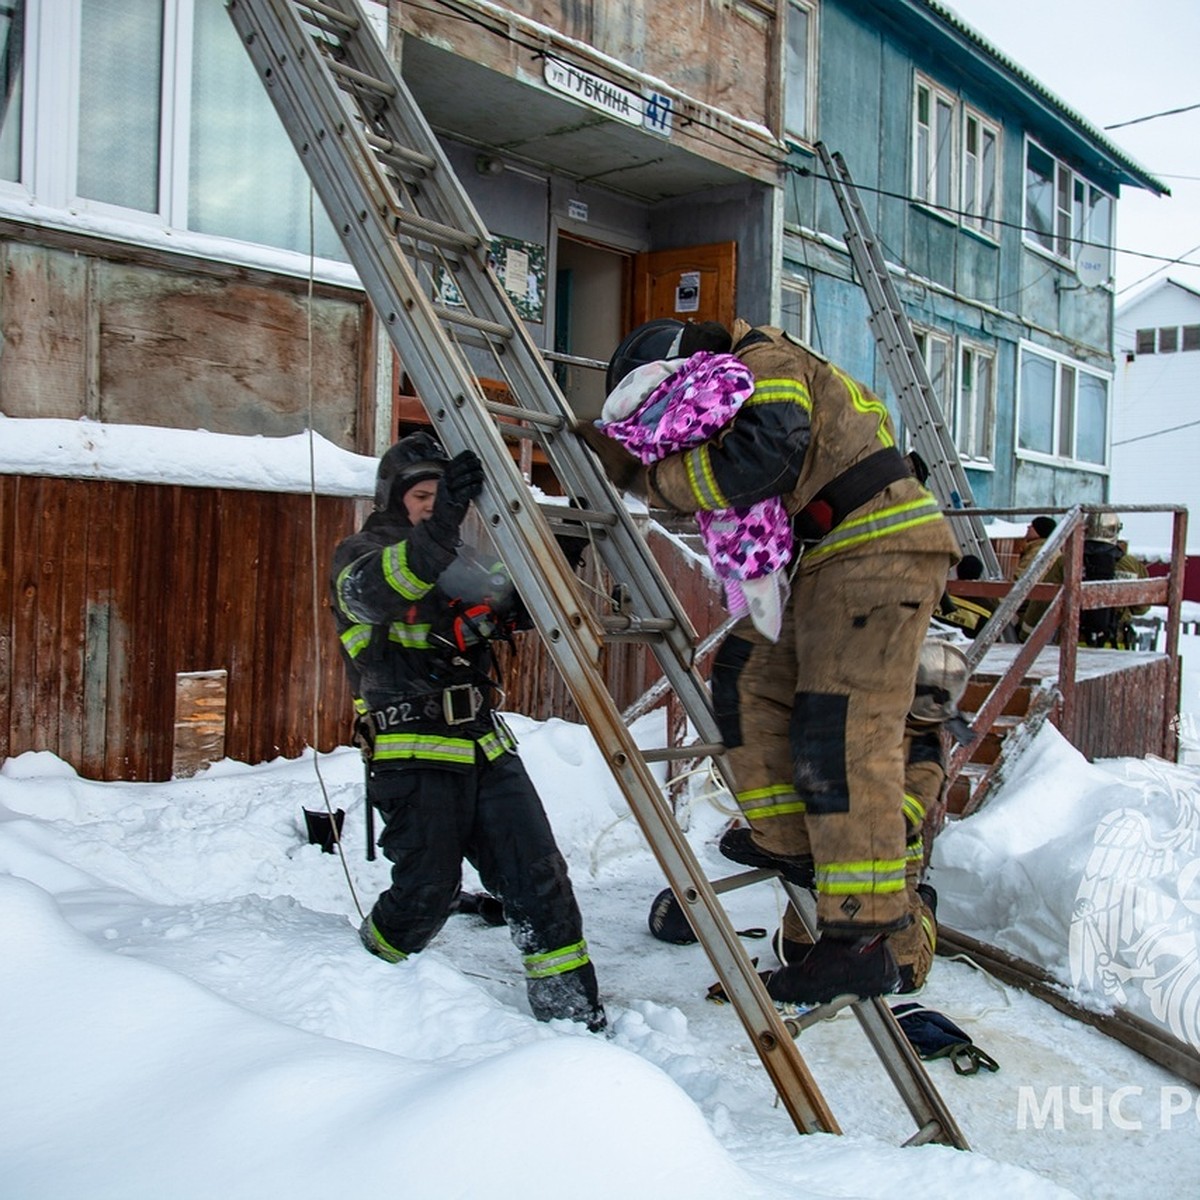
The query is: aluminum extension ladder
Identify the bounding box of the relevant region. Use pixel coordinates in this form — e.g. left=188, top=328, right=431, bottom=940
left=814, top=143, right=1001, bottom=579
left=226, top=0, right=968, bottom=1148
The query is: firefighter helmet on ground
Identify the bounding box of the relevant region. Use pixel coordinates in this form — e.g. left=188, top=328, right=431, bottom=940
left=910, top=639, right=970, bottom=723
left=647, top=887, right=698, bottom=944
left=374, top=432, right=449, bottom=511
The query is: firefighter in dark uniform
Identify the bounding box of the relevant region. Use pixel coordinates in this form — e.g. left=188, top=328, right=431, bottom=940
left=330, top=432, right=604, bottom=1030
left=584, top=318, right=960, bottom=1004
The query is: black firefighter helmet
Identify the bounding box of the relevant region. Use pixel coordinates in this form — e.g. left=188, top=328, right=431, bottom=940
left=647, top=886, right=699, bottom=945
left=375, top=431, right=449, bottom=512
left=605, top=319, right=733, bottom=394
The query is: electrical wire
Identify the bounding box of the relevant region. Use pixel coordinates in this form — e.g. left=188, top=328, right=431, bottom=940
left=1117, top=242, right=1200, bottom=296
left=304, top=180, right=366, bottom=921
left=1104, top=101, right=1200, bottom=131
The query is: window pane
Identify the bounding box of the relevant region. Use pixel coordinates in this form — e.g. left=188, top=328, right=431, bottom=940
left=1058, top=365, right=1075, bottom=458
left=927, top=336, right=951, bottom=416
left=1076, top=373, right=1107, bottom=465
left=77, top=0, right=162, bottom=211
left=963, top=149, right=977, bottom=217
left=1025, top=143, right=1054, bottom=251
left=974, top=354, right=994, bottom=459
left=956, top=348, right=973, bottom=452
left=189, top=0, right=344, bottom=259
left=1159, top=326, right=1178, bottom=353
left=781, top=282, right=807, bottom=340
left=0, top=0, right=23, bottom=182
left=1055, top=164, right=1073, bottom=257
left=980, top=127, right=997, bottom=235
left=1183, top=325, right=1200, bottom=352
left=1019, top=351, right=1055, bottom=453
left=916, top=125, right=930, bottom=202
left=784, top=2, right=809, bottom=137
left=935, top=97, right=953, bottom=206
left=1085, top=187, right=1112, bottom=278
left=1136, top=328, right=1156, bottom=355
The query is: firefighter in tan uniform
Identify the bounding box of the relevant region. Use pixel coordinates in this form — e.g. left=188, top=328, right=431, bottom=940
left=584, top=318, right=960, bottom=1004
left=772, top=641, right=971, bottom=993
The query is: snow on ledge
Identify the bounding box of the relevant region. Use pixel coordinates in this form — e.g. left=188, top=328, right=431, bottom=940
left=0, top=416, right=377, bottom=498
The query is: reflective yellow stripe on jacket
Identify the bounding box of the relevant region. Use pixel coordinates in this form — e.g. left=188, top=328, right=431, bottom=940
left=340, top=623, right=372, bottom=659
left=803, top=494, right=944, bottom=565
left=682, top=378, right=810, bottom=511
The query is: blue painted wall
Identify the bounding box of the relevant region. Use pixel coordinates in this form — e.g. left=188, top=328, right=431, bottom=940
left=786, top=0, right=1121, bottom=511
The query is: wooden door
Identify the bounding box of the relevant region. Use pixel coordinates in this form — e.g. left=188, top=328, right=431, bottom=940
left=631, top=241, right=737, bottom=329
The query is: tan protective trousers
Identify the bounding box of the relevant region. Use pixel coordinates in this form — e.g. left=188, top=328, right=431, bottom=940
left=718, top=547, right=951, bottom=933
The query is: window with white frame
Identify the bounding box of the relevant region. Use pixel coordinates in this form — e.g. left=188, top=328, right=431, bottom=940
left=911, top=76, right=1002, bottom=238
left=1, top=0, right=347, bottom=266
left=1024, top=138, right=1113, bottom=281
left=1018, top=343, right=1109, bottom=467
left=1, top=2, right=25, bottom=181
left=913, top=326, right=954, bottom=424
left=913, top=75, right=956, bottom=211
left=780, top=274, right=810, bottom=343
left=784, top=0, right=817, bottom=143
left=962, top=108, right=999, bottom=239
left=957, top=341, right=995, bottom=463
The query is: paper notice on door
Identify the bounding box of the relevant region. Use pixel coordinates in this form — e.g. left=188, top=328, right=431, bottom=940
left=675, top=271, right=700, bottom=313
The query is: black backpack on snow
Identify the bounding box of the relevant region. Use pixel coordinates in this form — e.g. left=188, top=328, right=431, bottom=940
left=1079, top=540, right=1123, bottom=647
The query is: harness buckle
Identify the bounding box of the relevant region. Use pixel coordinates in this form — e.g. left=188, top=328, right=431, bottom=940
left=443, top=683, right=483, bottom=725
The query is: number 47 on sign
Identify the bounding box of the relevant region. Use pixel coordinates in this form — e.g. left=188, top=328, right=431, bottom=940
left=644, top=92, right=673, bottom=136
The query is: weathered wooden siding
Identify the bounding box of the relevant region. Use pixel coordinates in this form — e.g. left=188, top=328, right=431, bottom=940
left=0, top=478, right=729, bottom=782
left=0, top=475, right=359, bottom=781
left=0, top=236, right=371, bottom=450
left=1069, top=656, right=1176, bottom=762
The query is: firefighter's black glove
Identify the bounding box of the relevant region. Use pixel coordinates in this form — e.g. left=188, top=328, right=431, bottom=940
left=573, top=421, right=649, bottom=499
left=442, top=449, right=485, bottom=510
left=427, top=450, right=484, bottom=549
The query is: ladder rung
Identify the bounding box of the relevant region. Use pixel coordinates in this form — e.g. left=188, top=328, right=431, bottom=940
left=391, top=210, right=480, bottom=252
left=641, top=742, right=724, bottom=763
left=328, top=58, right=396, bottom=99
left=432, top=305, right=512, bottom=338
left=364, top=130, right=436, bottom=175
left=903, top=1119, right=946, bottom=1148
left=600, top=614, right=676, bottom=634
left=710, top=867, right=778, bottom=894
left=297, top=1, right=360, bottom=30
left=785, top=994, right=858, bottom=1034
left=485, top=400, right=563, bottom=430
left=540, top=505, right=618, bottom=529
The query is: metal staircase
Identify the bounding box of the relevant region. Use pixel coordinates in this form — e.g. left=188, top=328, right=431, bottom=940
left=815, top=143, right=1001, bottom=578
left=226, top=0, right=968, bottom=1147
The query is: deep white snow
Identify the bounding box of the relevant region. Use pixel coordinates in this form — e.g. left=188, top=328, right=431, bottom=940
left=3, top=418, right=1199, bottom=1198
